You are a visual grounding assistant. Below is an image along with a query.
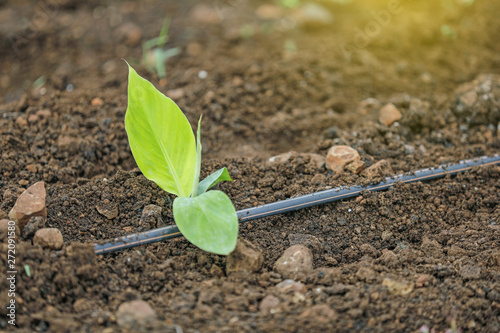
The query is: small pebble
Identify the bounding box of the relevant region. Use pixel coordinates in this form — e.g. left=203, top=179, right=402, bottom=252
left=96, top=200, right=119, bottom=220
left=382, top=278, right=413, bottom=296
left=379, top=103, right=402, bottom=126
left=326, top=145, right=360, bottom=172
left=198, top=70, right=208, bottom=79
left=34, top=228, right=64, bottom=250
left=116, top=300, right=156, bottom=328
left=404, top=144, right=415, bottom=155
left=15, top=116, right=28, bottom=127
left=8, top=181, right=47, bottom=232
left=36, top=109, right=52, bottom=117
left=259, top=295, right=280, bottom=314
left=415, top=274, right=432, bottom=288
left=166, top=88, right=185, bottom=100
left=26, top=164, right=38, bottom=173
left=28, top=114, right=39, bottom=122
left=274, top=245, right=313, bottom=278
left=91, top=97, right=104, bottom=106
left=275, top=280, right=307, bottom=295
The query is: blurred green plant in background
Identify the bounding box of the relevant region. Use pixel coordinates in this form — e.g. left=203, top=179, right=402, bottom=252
left=142, top=18, right=180, bottom=79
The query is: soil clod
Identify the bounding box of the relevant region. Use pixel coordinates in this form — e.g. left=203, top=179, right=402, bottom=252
left=226, top=238, right=264, bottom=274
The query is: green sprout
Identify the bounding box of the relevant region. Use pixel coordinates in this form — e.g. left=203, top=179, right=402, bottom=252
left=32, top=76, right=47, bottom=90
left=24, top=265, right=31, bottom=277
left=142, top=18, right=181, bottom=79
left=125, top=65, right=238, bottom=255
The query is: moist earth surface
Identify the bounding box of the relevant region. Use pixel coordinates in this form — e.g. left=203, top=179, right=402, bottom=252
left=1, top=0, right=499, bottom=332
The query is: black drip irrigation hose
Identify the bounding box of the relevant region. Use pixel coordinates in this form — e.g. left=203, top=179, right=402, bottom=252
left=94, top=154, right=500, bottom=255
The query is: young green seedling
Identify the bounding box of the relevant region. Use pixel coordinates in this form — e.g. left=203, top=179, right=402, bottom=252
left=124, top=65, right=238, bottom=255
left=142, top=18, right=181, bottom=79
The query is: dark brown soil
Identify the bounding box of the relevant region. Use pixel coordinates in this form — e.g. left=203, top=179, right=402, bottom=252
left=1, top=0, right=499, bottom=332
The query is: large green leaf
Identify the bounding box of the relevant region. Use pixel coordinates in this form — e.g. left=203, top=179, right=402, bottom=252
left=173, top=190, right=238, bottom=255
left=125, top=65, right=196, bottom=197
left=197, top=168, right=232, bottom=196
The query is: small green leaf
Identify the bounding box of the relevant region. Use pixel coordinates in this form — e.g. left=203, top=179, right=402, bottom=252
left=125, top=65, right=196, bottom=197
left=191, top=116, right=202, bottom=197
left=197, top=168, right=232, bottom=196
left=173, top=190, right=238, bottom=255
